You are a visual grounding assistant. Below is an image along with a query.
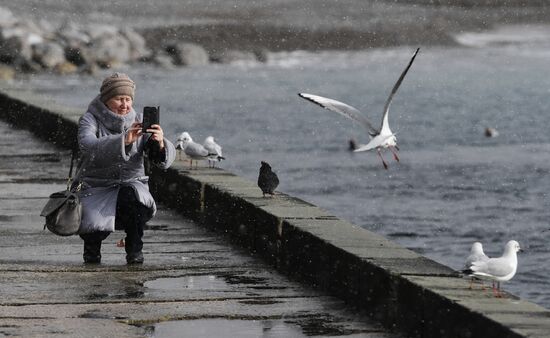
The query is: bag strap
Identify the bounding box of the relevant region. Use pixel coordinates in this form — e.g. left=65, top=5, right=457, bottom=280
left=66, top=148, right=77, bottom=191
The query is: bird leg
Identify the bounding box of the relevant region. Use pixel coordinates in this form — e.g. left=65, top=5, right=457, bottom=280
left=492, top=281, right=504, bottom=298
left=496, top=282, right=505, bottom=298
left=377, top=149, right=388, bottom=170
left=493, top=282, right=498, bottom=298
left=469, top=278, right=486, bottom=290
left=389, top=146, right=400, bottom=162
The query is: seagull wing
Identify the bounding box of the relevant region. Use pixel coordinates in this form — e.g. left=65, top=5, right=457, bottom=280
left=185, top=142, right=209, bottom=158
left=379, top=48, right=420, bottom=135
left=212, top=142, right=222, bottom=156
left=465, top=252, right=489, bottom=269
left=298, top=93, right=378, bottom=136
left=471, top=256, right=514, bottom=278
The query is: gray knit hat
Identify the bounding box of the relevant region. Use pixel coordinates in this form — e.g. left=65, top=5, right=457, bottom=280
left=100, top=72, right=135, bottom=103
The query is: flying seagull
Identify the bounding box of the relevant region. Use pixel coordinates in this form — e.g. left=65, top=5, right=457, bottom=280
left=464, top=240, right=522, bottom=298
left=298, top=47, right=420, bottom=169
left=203, top=136, right=225, bottom=168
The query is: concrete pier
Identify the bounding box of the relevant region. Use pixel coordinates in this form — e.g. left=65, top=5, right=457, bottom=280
left=1, top=87, right=550, bottom=337
left=0, top=118, right=395, bottom=336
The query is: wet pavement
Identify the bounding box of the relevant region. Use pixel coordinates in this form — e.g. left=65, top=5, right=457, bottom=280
left=0, top=120, right=398, bottom=337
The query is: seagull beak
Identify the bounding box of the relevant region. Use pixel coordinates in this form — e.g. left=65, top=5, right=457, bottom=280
left=394, top=145, right=400, bottom=151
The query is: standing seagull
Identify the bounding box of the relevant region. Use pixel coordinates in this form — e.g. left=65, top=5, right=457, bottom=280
left=203, top=136, right=225, bottom=168
left=298, top=48, right=420, bottom=169
left=258, top=161, right=279, bottom=197
left=464, top=242, right=490, bottom=289
left=178, top=132, right=211, bottom=169
left=464, top=240, right=522, bottom=298
left=175, top=132, right=187, bottom=161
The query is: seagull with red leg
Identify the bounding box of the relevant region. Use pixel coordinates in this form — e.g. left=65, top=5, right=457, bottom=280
left=463, top=240, right=523, bottom=298
left=298, top=48, right=419, bottom=169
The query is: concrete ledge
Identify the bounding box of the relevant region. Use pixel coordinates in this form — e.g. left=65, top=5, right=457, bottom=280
left=2, top=87, right=549, bottom=338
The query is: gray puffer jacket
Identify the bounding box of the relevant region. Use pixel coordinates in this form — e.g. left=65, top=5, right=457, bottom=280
left=74, top=95, right=175, bottom=234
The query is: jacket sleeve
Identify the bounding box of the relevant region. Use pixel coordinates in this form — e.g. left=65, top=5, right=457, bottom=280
left=145, top=137, right=176, bottom=170
left=78, top=113, right=130, bottom=164
left=158, top=138, right=176, bottom=169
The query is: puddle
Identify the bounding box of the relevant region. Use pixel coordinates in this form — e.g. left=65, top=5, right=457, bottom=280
left=224, top=275, right=267, bottom=285
left=144, top=274, right=290, bottom=298
left=144, top=275, right=229, bottom=291
left=148, top=319, right=307, bottom=338
left=85, top=289, right=144, bottom=301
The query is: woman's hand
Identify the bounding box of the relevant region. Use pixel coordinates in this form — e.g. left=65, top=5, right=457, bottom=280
left=125, top=122, right=142, bottom=145
left=147, top=124, right=165, bottom=149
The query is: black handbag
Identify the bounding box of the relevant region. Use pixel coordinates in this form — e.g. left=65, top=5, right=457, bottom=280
left=40, top=150, right=82, bottom=236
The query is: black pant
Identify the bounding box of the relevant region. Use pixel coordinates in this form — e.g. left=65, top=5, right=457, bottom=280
left=115, top=186, right=151, bottom=255
left=80, top=186, right=151, bottom=257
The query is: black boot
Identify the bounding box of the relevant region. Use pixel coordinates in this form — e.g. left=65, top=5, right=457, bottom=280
left=83, top=240, right=102, bottom=264
left=80, top=231, right=110, bottom=264
left=124, top=224, right=144, bottom=264
left=125, top=249, right=144, bottom=264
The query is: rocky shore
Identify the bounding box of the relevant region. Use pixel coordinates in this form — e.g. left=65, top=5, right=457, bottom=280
left=0, top=0, right=548, bottom=80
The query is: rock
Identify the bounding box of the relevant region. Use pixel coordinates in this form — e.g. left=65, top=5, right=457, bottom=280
left=64, top=45, right=88, bottom=66
left=57, top=21, right=90, bottom=47
left=0, top=32, right=34, bottom=63
left=212, top=49, right=258, bottom=64
left=34, top=19, right=57, bottom=40
left=13, top=57, right=42, bottom=73
left=32, top=41, right=66, bottom=68
left=152, top=52, right=175, bottom=69
left=254, top=48, right=270, bottom=63
left=53, top=61, right=78, bottom=75
left=78, top=62, right=99, bottom=75
left=88, top=33, right=131, bottom=68
left=0, top=6, right=17, bottom=28
left=0, top=64, right=15, bottom=80
left=85, top=24, right=118, bottom=40
left=166, top=42, right=209, bottom=66
left=120, top=27, right=151, bottom=61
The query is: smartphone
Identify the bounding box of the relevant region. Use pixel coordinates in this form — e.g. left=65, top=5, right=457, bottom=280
left=142, top=106, right=160, bottom=133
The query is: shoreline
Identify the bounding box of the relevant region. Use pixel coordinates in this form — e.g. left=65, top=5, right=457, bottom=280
left=0, top=1, right=548, bottom=78
left=137, top=4, right=550, bottom=53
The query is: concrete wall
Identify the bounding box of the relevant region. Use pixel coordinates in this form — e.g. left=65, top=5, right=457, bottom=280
left=1, top=88, right=549, bottom=337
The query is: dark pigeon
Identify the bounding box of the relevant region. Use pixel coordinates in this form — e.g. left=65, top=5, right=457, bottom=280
left=258, top=161, right=279, bottom=197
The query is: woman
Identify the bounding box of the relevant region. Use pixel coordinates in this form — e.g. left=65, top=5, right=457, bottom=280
left=74, top=72, right=175, bottom=264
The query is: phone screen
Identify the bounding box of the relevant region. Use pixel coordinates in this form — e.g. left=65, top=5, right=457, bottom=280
left=142, top=106, right=160, bottom=133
